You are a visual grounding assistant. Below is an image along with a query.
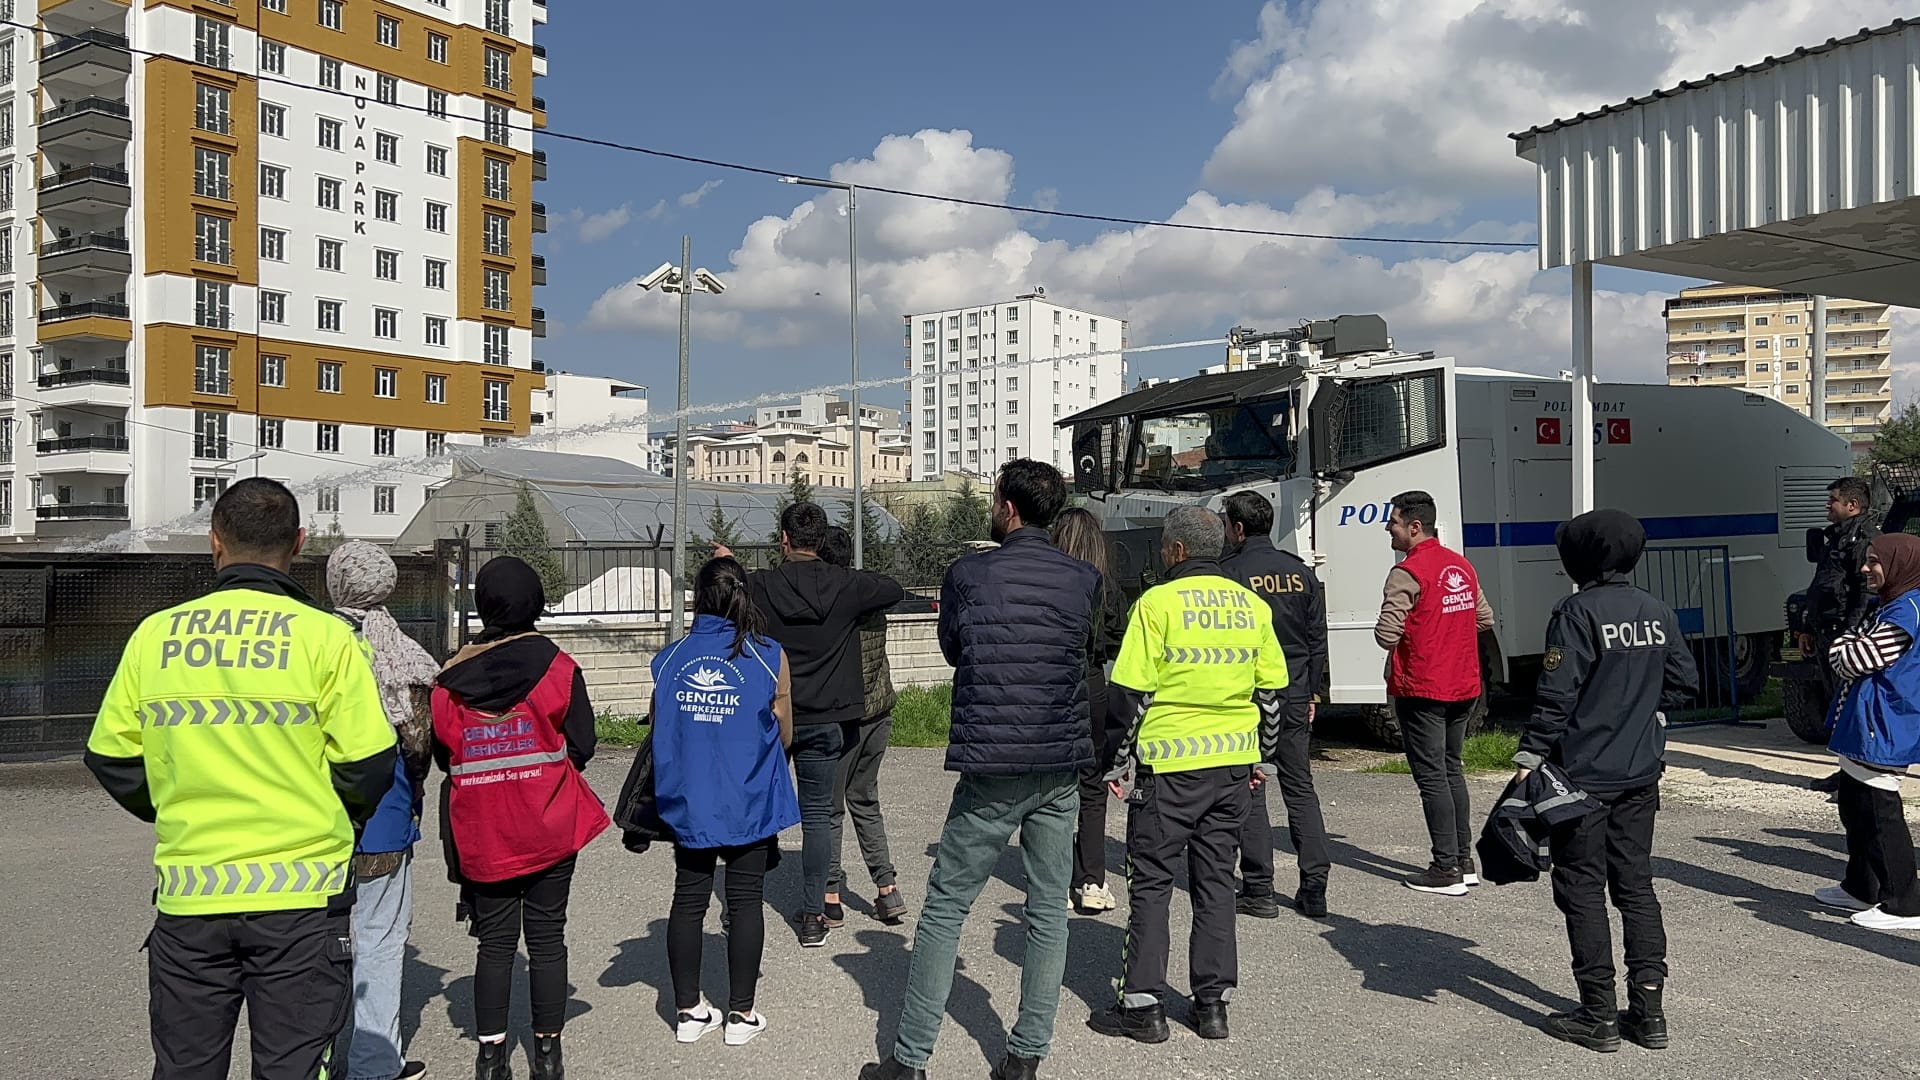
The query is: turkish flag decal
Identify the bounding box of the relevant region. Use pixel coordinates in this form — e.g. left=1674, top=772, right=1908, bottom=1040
left=1536, top=418, right=1561, bottom=445
left=1607, top=418, right=1632, bottom=444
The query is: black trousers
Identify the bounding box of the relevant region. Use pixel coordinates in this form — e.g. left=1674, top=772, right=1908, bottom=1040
left=1075, top=680, right=1113, bottom=889
left=1837, top=772, right=1920, bottom=916
left=1239, top=691, right=1330, bottom=894
left=1548, top=784, right=1668, bottom=999
left=147, top=906, right=353, bottom=1080
left=470, top=855, right=576, bottom=1036
left=670, top=838, right=776, bottom=1014
left=1395, top=697, right=1474, bottom=869
left=1121, top=764, right=1250, bottom=1007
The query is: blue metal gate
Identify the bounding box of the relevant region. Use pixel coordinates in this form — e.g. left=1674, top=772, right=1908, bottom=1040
left=1630, top=544, right=1752, bottom=728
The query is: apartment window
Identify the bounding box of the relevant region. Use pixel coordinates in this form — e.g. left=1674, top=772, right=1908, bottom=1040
left=425, top=202, right=447, bottom=232
left=948, top=338, right=959, bottom=354
left=193, top=410, right=229, bottom=460
left=195, top=15, right=230, bottom=69
left=1006, top=423, right=1019, bottom=437
left=259, top=354, right=286, bottom=387
left=259, top=164, right=285, bottom=198
left=319, top=0, right=343, bottom=31
left=1755, top=316, right=1770, bottom=327
left=195, top=84, right=230, bottom=133
left=485, top=0, right=510, bottom=35
left=921, top=343, right=935, bottom=362
left=374, top=427, right=395, bottom=456
left=484, top=157, right=511, bottom=201
left=193, top=477, right=228, bottom=510
left=194, top=214, right=232, bottom=265
left=1786, top=384, right=1800, bottom=394
left=374, top=367, right=397, bottom=398
left=319, top=57, right=342, bottom=90
left=921, top=387, right=935, bottom=405
left=1006, top=400, right=1019, bottom=415
left=426, top=258, right=447, bottom=289
left=484, top=323, right=509, bottom=365
left=259, top=40, right=285, bottom=75
left=375, top=190, right=398, bottom=221
left=263, top=0, right=286, bottom=12
left=427, top=432, right=447, bottom=456
left=967, top=336, right=979, bottom=351
left=193, top=148, right=231, bottom=199
left=427, top=90, right=447, bottom=118
left=317, top=117, right=341, bottom=151
left=485, top=46, right=512, bottom=92
left=1089, top=318, right=1100, bottom=334
left=258, top=290, right=286, bottom=324
left=427, top=31, right=449, bottom=64
left=947, top=407, right=960, bottom=421
left=922, top=432, right=936, bottom=450
left=922, top=410, right=934, bottom=428
left=426, top=373, right=447, bottom=403
left=1006, top=330, right=1019, bottom=345
left=374, top=250, right=399, bottom=281
left=425, top=316, right=447, bottom=346
left=317, top=300, right=343, bottom=333
left=1787, top=361, right=1801, bottom=371
left=1007, top=376, right=1019, bottom=391
left=374, top=486, right=396, bottom=515
left=1787, top=314, right=1801, bottom=325
left=317, top=424, right=341, bottom=453
left=483, top=379, right=510, bottom=423
left=483, top=213, right=511, bottom=256
left=317, top=238, right=343, bottom=271
left=257, top=418, right=284, bottom=450
left=194, top=345, right=232, bottom=395
left=260, top=101, right=286, bottom=138
left=377, top=75, right=398, bottom=105
left=483, top=268, right=511, bottom=311
left=1754, top=339, right=1769, bottom=351
left=417, top=147, right=446, bottom=181
left=374, top=308, right=398, bottom=339
left=377, top=14, right=400, bottom=48
left=317, top=177, right=342, bottom=211
left=317, top=360, right=342, bottom=393
left=1756, top=362, right=1770, bottom=372
left=317, top=483, right=340, bottom=509
left=1786, top=337, right=1801, bottom=349
left=195, top=281, right=230, bottom=329
left=485, top=103, right=510, bottom=146
left=1006, top=307, right=1019, bottom=322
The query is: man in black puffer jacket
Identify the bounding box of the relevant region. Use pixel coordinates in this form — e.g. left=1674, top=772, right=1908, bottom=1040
left=860, top=459, right=1100, bottom=1080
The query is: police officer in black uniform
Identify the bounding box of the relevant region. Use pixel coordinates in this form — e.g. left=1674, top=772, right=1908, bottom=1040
left=1219, top=491, right=1331, bottom=919
left=1512, top=508, right=1698, bottom=1054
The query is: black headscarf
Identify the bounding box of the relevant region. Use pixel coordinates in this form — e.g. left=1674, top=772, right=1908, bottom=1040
left=1555, top=508, right=1645, bottom=587
left=473, top=556, right=546, bottom=644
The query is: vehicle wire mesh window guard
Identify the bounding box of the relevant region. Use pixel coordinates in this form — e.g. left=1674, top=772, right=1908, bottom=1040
left=1328, top=370, right=1445, bottom=472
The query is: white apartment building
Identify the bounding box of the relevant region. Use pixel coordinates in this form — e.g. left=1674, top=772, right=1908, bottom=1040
left=526, top=371, right=646, bottom=463
left=902, top=291, right=1126, bottom=481
left=0, top=0, right=550, bottom=543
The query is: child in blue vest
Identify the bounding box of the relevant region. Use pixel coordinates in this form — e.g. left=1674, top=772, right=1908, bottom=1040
left=653, top=556, right=798, bottom=1045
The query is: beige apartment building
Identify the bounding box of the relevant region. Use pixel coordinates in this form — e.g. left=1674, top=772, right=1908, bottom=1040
left=1665, top=284, right=1894, bottom=448
left=690, top=422, right=909, bottom=489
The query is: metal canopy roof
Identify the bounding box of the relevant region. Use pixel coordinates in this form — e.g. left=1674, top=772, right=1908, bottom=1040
left=1058, top=365, right=1305, bottom=427
left=1512, top=18, right=1920, bottom=307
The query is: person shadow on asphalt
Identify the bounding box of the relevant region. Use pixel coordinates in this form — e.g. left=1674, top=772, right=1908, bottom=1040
left=1316, top=915, right=1575, bottom=1023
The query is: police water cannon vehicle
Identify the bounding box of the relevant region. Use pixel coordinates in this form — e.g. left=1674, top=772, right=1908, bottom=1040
left=1060, top=316, right=1851, bottom=744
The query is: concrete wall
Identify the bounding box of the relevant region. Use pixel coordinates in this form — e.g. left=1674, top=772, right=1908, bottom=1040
left=547, top=613, right=949, bottom=717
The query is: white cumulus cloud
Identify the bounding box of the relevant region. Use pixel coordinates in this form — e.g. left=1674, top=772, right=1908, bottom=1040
left=576, top=204, right=635, bottom=244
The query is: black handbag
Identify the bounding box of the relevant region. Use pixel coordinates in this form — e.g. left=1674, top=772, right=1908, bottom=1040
left=611, top=727, right=673, bottom=853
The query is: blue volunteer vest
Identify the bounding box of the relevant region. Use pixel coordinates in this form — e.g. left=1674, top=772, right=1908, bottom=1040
left=651, top=615, right=801, bottom=849
left=1829, top=589, right=1920, bottom=769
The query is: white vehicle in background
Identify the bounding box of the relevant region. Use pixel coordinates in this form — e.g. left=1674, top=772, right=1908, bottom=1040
left=1060, top=316, right=1851, bottom=742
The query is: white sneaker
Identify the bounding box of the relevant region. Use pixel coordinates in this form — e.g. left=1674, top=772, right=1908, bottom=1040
left=676, top=1000, right=722, bottom=1043
left=1815, top=885, right=1873, bottom=912
left=1851, top=905, right=1920, bottom=932
left=725, top=1010, right=768, bottom=1046
left=1075, top=883, right=1118, bottom=912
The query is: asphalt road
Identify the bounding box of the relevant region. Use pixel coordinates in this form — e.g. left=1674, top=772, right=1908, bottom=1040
left=5, top=750, right=1918, bottom=1079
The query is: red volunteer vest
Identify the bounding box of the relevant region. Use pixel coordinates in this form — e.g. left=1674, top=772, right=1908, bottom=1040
left=433, top=652, right=609, bottom=882
left=1388, top=539, right=1483, bottom=703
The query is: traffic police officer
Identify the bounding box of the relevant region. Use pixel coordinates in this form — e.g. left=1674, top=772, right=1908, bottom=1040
left=1090, top=505, right=1289, bottom=1045
left=85, top=478, right=396, bottom=1080
left=1511, top=508, right=1698, bottom=1054
left=1220, top=490, right=1331, bottom=919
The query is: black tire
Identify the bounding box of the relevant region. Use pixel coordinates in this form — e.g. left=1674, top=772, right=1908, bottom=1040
left=1359, top=689, right=1490, bottom=749
left=1781, top=677, right=1829, bottom=744
left=1731, top=633, right=1775, bottom=702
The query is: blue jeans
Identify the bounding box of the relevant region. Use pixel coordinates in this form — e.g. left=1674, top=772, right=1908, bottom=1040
left=891, top=772, right=1078, bottom=1069
left=791, top=722, right=848, bottom=915
left=344, top=852, right=412, bottom=1080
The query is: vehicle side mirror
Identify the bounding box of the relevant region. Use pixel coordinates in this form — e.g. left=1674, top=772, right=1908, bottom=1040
left=1805, top=527, right=1826, bottom=565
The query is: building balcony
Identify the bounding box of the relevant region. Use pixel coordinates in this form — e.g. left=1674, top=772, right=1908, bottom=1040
left=38, top=434, right=128, bottom=454
left=532, top=307, right=547, bottom=337
left=532, top=0, right=547, bottom=22
left=40, top=29, right=131, bottom=88
left=39, top=233, right=131, bottom=278
left=35, top=433, right=132, bottom=475
left=532, top=44, right=547, bottom=77
left=531, top=202, right=547, bottom=233
left=37, top=366, right=129, bottom=406
left=38, top=165, right=130, bottom=215
left=37, top=502, right=127, bottom=521
left=532, top=358, right=546, bottom=374
left=532, top=149, right=547, bottom=181
left=39, top=0, right=133, bottom=23
left=531, top=253, right=546, bottom=286
left=39, top=96, right=132, bottom=152
left=39, top=301, right=132, bottom=343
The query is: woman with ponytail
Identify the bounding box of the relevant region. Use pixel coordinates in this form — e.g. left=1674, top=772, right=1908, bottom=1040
left=652, top=556, right=798, bottom=1045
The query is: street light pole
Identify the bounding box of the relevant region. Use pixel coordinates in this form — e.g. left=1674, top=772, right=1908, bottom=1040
left=781, top=175, right=863, bottom=566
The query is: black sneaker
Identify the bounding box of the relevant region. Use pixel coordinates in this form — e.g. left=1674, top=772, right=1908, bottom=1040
left=1620, top=984, right=1669, bottom=1050
left=1294, top=884, right=1329, bottom=919
left=1236, top=892, right=1280, bottom=919
left=395, top=1064, right=428, bottom=1080
left=796, top=912, right=832, bottom=948
left=1088, top=1003, right=1170, bottom=1044
left=1191, top=999, right=1229, bottom=1040
left=822, top=901, right=846, bottom=929
left=873, top=889, right=909, bottom=924
left=1404, top=864, right=1467, bottom=896
left=1540, top=1009, right=1621, bottom=1053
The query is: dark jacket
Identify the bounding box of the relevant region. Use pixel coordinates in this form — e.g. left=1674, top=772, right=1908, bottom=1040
left=1808, top=512, right=1880, bottom=635
left=1221, top=536, right=1327, bottom=699
left=939, top=526, right=1101, bottom=775
left=750, top=555, right=903, bottom=726
left=1514, top=510, right=1698, bottom=794
left=859, top=612, right=898, bottom=722
left=1475, top=762, right=1602, bottom=885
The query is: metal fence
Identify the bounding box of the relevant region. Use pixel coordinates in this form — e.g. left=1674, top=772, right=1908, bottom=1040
left=0, top=550, right=451, bottom=754
left=1630, top=543, right=1749, bottom=727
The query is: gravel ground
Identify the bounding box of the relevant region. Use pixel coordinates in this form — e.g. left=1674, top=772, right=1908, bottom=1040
left=5, top=747, right=1919, bottom=1079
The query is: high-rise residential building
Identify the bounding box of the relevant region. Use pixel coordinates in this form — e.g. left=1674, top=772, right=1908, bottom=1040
left=902, top=291, right=1125, bottom=481
left=1665, top=284, right=1893, bottom=450
left=0, top=0, right=549, bottom=542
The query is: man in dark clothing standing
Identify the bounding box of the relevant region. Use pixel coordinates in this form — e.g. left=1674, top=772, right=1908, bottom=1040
left=1220, top=491, right=1331, bottom=919
left=741, top=501, right=902, bottom=947
left=1804, top=476, right=1878, bottom=795
left=1513, top=509, right=1698, bottom=1054
left=861, top=459, right=1098, bottom=1080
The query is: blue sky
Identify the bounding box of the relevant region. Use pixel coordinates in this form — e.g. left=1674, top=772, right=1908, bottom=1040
left=530, top=0, right=1915, bottom=413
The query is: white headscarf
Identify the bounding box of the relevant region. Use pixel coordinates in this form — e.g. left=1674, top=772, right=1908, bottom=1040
left=327, top=541, right=440, bottom=728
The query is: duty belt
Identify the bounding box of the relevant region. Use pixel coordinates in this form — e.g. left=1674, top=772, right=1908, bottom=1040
left=156, top=859, right=349, bottom=900
left=1140, top=730, right=1256, bottom=762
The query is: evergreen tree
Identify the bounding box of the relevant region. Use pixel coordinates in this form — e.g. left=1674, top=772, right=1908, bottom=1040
left=1867, top=402, right=1920, bottom=471
left=839, top=489, right=897, bottom=575
left=945, top=478, right=992, bottom=543
left=304, top=517, right=348, bottom=557
left=501, top=481, right=569, bottom=602
left=898, top=501, right=959, bottom=586
left=702, top=498, right=743, bottom=552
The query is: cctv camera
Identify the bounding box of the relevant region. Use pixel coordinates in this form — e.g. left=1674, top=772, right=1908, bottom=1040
left=636, top=262, right=677, bottom=291
left=693, top=269, right=727, bottom=295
